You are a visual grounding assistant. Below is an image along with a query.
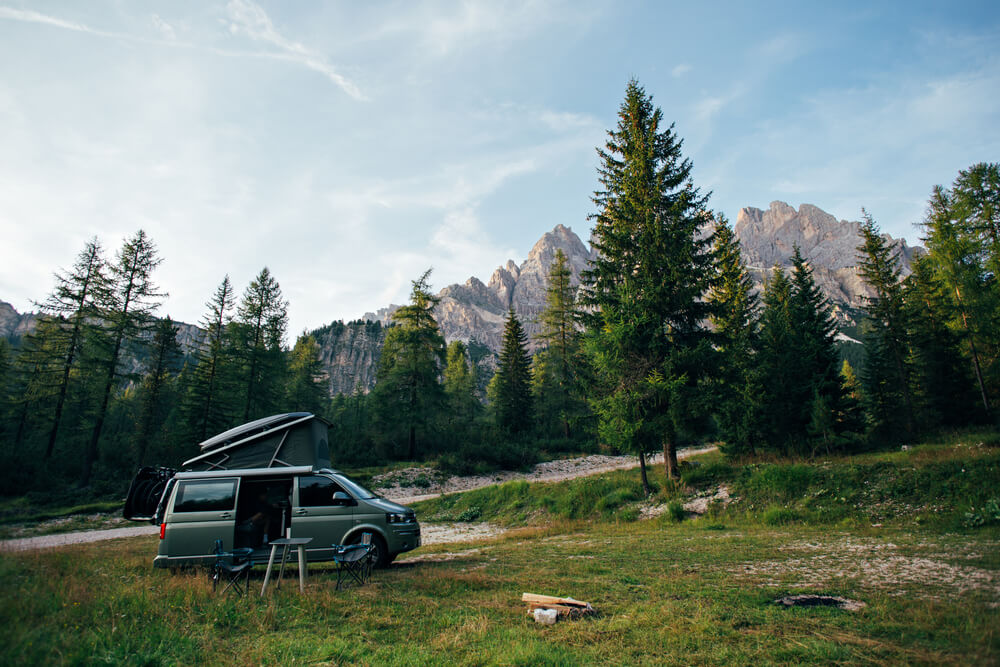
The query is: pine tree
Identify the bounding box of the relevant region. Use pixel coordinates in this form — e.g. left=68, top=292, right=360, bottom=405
left=285, top=334, right=328, bottom=414
left=134, top=317, right=182, bottom=466
left=581, top=79, right=714, bottom=480
left=180, top=276, right=239, bottom=442
left=82, top=230, right=164, bottom=487
left=534, top=249, right=588, bottom=439
left=493, top=309, right=534, bottom=435
left=707, top=216, right=761, bottom=457
left=234, top=267, right=288, bottom=421
left=34, top=239, right=108, bottom=459
left=856, top=210, right=916, bottom=440
left=373, top=270, right=446, bottom=459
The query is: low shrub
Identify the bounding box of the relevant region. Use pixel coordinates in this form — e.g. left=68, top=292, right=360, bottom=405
left=667, top=501, right=685, bottom=523
left=762, top=506, right=802, bottom=525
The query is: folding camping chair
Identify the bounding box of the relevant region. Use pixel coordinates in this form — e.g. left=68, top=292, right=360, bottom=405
left=332, top=543, right=374, bottom=590
left=211, top=539, right=254, bottom=596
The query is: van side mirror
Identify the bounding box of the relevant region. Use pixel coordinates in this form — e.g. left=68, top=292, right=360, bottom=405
left=332, top=491, right=355, bottom=506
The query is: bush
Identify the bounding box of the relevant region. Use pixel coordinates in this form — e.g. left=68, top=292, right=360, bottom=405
left=762, top=506, right=803, bottom=525
left=666, top=501, right=685, bottom=523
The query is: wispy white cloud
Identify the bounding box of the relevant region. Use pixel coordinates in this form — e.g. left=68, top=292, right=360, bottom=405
left=151, top=14, right=176, bottom=41
left=224, top=0, right=365, bottom=100
left=671, top=63, right=692, bottom=78
left=0, top=3, right=365, bottom=99
left=0, top=6, right=118, bottom=38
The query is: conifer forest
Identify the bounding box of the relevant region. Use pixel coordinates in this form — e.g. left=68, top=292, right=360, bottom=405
left=1, top=81, right=997, bottom=501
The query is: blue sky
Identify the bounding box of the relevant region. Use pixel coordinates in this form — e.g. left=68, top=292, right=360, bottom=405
left=1, top=1, right=997, bottom=338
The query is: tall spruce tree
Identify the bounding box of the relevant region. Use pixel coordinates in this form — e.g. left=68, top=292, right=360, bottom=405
left=708, top=216, right=761, bottom=456
left=856, top=210, right=916, bottom=440
left=35, top=239, right=108, bottom=459
left=235, top=267, right=288, bottom=421
left=82, top=230, right=164, bottom=487
left=756, top=266, right=798, bottom=451
left=373, top=270, right=446, bottom=459
left=493, top=309, right=534, bottom=435
left=181, top=276, right=238, bottom=442
left=533, top=249, right=588, bottom=439
left=581, top=79, right=714, bottom=480
left=786, top=248, right=845, bottom=454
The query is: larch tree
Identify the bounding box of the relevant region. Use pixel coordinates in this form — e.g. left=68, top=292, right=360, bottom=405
left=903, top=256, right=980, bottom=428
left=134, top=317, right=182, bottom=466
left=443, top=340, right=479, bottom=425
left=34, top=239, right=108, bottom=459
left=235, top=267, right=289, bottom=421
left=581, top=79, right=714, bottom=481
left=82, top=230, right=164, bottom=487
left=181, top=275, right=239, bottom=442
left=921, top=164, right=1000, bottom=413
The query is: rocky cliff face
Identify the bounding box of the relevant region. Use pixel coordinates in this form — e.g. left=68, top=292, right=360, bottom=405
left=311, top=320, right=387, bottom=396
left=735, top=202, right=921, bottom=312
left=0, top=301, right=39, bottom=341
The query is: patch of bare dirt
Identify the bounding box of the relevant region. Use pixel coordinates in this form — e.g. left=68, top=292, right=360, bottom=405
left=735, top=536, right=1000, bottom=605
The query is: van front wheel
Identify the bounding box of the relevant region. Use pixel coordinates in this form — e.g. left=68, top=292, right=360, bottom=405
left=354, top=533, right=389, bottom=568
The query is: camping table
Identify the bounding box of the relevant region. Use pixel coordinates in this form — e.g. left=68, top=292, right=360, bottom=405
left=260, top=537, right=312, bottom=595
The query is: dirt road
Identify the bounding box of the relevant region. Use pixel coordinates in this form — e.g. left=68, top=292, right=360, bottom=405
left=1, top=446, right=715, bottom=553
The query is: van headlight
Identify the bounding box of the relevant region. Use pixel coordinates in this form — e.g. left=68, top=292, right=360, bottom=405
left=386, top=512, right=413, bottom=524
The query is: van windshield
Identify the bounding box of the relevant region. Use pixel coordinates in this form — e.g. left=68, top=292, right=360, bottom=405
left=333, top=473, right=377, bottom=499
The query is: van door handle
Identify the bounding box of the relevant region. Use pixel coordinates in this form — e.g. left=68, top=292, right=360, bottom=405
left=220, top=512, right=232, bottom=519
left=295, top=509, right=307, bottom=515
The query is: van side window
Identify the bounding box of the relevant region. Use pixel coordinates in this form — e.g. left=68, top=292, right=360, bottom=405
left=174, top=479, right=237, bottom=512
left=299, top=476, right=346, bottom=507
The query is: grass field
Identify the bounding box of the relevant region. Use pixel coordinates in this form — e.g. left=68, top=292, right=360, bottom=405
left=1, top=433, right=998, bottom=665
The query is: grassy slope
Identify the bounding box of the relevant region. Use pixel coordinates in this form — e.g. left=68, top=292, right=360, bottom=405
left=1, top=431, right=998, bottom=665
left=414, top=431, right=1000, bottom=532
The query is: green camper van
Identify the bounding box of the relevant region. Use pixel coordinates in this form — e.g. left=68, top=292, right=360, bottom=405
left=124, top=413, right=420, bottom=568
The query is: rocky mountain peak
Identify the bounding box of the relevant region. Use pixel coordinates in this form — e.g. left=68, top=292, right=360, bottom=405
left=735, top=201, right=921, bottom=310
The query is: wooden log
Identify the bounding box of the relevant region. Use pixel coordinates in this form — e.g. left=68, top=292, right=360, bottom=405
left=521, top=593, right=589, bottom=607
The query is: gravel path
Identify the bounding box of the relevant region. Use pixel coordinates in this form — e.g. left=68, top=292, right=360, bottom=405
left=0, top=446, right=715, bottom=553
left=382, top=445, right=716, bottom=505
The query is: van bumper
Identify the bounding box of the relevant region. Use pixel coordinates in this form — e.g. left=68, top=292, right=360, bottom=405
left=389, top=523, right=421, bottom=552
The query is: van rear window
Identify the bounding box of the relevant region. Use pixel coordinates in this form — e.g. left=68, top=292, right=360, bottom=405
left=174, top=479, right=237, bottom=512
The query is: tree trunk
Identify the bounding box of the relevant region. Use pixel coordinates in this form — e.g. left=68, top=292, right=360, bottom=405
left=638, top=451, right=650, bottom=496
left=664, top=435, right=680, bottom=480
left=408, top=425, right=416, bottom=460
left=955, top=287, right=990, bottom=413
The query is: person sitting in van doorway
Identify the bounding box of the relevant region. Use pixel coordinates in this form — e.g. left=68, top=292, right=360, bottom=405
left=245, top=489, right=275, bottom=547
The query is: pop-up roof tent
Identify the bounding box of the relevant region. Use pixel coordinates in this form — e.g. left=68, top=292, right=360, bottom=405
left=182, top=412, right=332, bottom=471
